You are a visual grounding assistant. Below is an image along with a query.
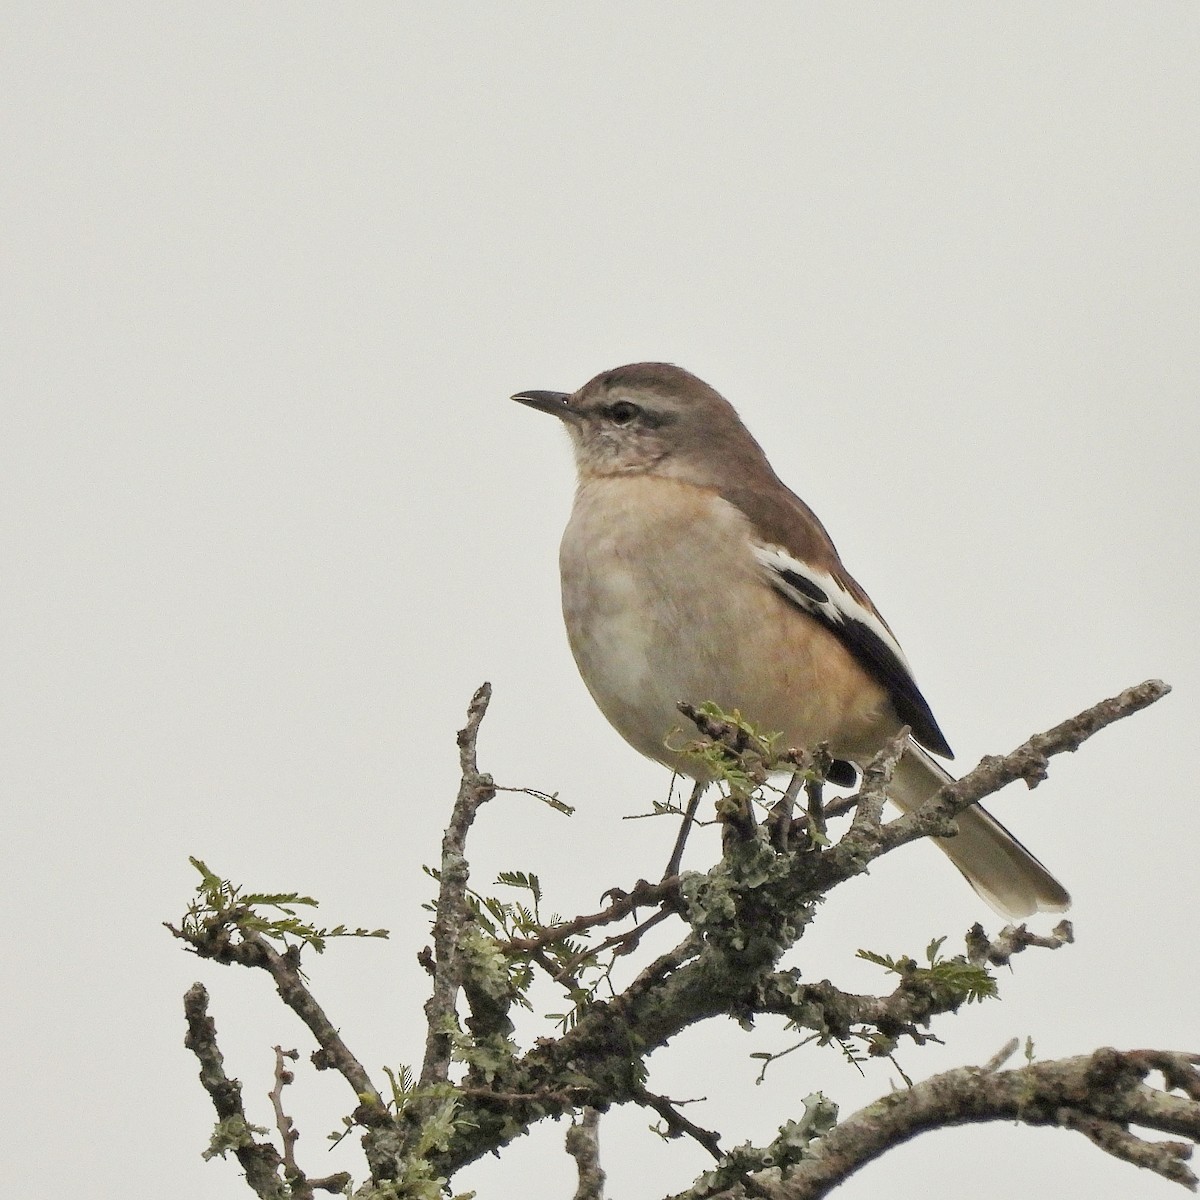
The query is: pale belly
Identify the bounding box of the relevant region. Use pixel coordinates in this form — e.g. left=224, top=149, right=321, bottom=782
left=559, top=476, right=893, bottom=775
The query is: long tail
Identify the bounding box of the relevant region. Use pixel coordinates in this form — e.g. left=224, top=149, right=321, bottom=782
left=888, top=742, right=1070, bottom=920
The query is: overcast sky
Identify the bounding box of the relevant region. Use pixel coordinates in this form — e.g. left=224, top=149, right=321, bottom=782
left=4, top=6, right=1198, bottom=1199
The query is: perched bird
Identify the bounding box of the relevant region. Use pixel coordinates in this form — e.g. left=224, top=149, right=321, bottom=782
left=513, top=363, right=1069, bottom=919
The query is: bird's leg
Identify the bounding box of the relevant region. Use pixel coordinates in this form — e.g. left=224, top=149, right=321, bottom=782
left=765, top=770, right=806, bottom=851
left=663, top=780, right=707, bottom=880
left=782, top=769, right=805, bottom=810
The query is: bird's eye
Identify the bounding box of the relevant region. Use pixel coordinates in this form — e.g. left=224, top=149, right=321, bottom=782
left=608, top=400, right=641, bottom=425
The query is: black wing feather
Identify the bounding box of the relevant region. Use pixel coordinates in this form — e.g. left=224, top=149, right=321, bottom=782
left=772, top=566, right=954, bottom=759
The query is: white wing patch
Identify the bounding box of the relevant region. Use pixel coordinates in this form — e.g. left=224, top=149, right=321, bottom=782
left=751, top=543, right=913, bottom=673
left=751, top=542, right=953, bottom=758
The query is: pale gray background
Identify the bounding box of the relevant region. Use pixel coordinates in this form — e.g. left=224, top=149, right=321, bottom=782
left=3, top=5, right=1197, bottom=1198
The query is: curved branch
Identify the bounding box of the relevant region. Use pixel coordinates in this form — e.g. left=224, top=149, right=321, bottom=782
left=689, top=1047, right=1200, bottom=1200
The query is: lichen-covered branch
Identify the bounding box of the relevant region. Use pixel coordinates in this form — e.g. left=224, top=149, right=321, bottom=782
left=427, top=682, right=1171, bottom=1172
left=167, top=866, right=387, bottom=1120
left=182, top=983, right=289, bottom=1200
left=566, top=1108, right=607, bottom=1200
left=169, top=876, right=404, bottom=1181
left=807, top=679, right=1170, bottom=894
left=684, top=1047, right=1200, bottom=1200
left=420, top=682, right=496, bottom=1087
left=755, top=918, right=1072, bottom=1057
left=175, top=677, right=1181, bottom=1199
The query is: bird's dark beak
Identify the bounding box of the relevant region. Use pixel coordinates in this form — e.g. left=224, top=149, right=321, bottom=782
left=511, top=390, right=576, bottom=422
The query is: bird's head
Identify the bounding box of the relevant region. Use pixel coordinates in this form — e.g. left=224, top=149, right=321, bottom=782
left=512, top=362, right=770, bottom=486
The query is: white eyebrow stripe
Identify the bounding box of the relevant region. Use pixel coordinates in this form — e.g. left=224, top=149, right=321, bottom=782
left=751, top=543, right=914, bottom=674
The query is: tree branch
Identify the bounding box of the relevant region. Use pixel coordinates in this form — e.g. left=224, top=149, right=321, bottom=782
left=966, top=918, right=1074, bottom=966
left=432, top=684, right=1170, bottom=1172
left=755, top=916, right=1071, bottom=1056
left=182, top=983, right=289, bottom=1200
left=498, top=876, right=681, bottom=957
left=176, top=678, right=1177, bottom=1198
left=420, top=682, right=496, bottom=1088
left=635, top=1086, right=726, bottom=1162
left=810, top=679, right=1170, bottom=893
left=263, top=1046, right=352, bottom=1198
left=566, top=1108, right=607, bottom=1200
left=268, top=1047, right=302, bottom=1190
left=880, top=680, right=1171, bottom=853
left=252, top=937, right=387, bottom=1116
left=690, top=1047, right=1200, bottom=1200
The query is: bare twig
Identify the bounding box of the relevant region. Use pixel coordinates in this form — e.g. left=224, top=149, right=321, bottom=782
left=635, top=1086, right=725, bottom=1161
left=590, top=906, right=677, bottom=960
left=981, top=1037, right=1021, bottom=1073
left=420, top=682, right=496, bottom=1088
left=544, top=906, right=678, bottom=987
left=819, top=793, right=859, bottom=821
left=665, top=780, right=708, bottom=879
left=966, top=919, right=1074, bottom=967
left=634, top=1089, right=777, bottom=1200
left=499, top=876, right=681, bottom=956
left=253, top=937, right=386, bottom=1117
left=269, top=1047, right=302, bottom=1184
left=566, top=1108, right=607, bottom=1200
left=261, top=1047, right=350, bottom=1197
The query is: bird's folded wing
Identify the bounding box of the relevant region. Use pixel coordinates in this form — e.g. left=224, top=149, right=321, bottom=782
left=718, top=478, right=953, bottom=759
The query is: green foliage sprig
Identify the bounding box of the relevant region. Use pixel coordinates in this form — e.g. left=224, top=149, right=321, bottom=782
left=857, top=936, right=999, bottom=1006
left=177, top=856, right=389, bottom=960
